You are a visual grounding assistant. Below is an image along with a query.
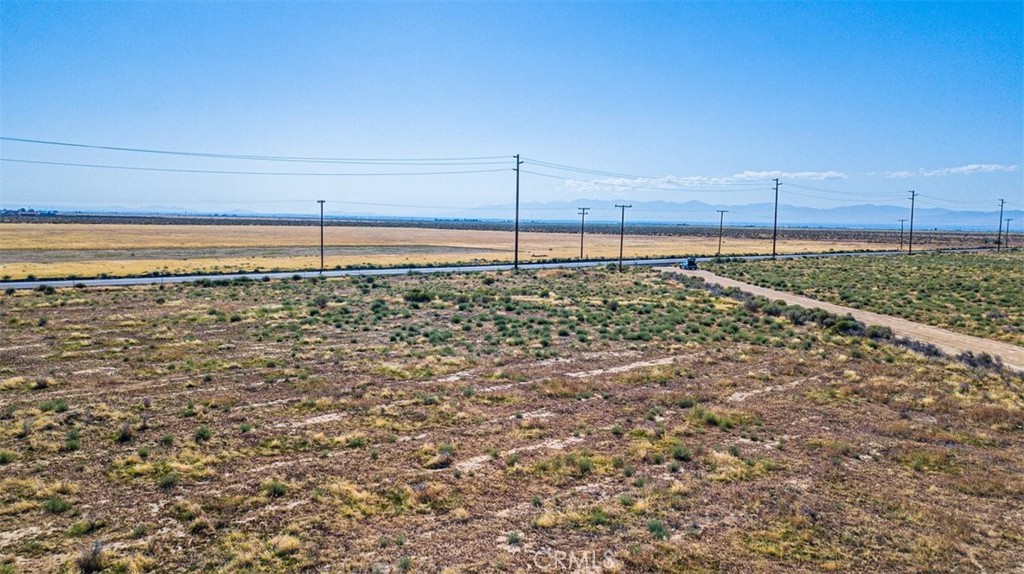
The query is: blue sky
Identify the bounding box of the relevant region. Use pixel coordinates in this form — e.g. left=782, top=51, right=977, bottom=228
left=1, top=1, right=1021, bottom=222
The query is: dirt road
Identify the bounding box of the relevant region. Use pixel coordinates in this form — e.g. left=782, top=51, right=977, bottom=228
left=663, top=268, right=1024, bottom=373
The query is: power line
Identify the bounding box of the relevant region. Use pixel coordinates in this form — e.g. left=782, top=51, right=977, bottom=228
left=0, top=193, right=501, bottom=212
left=523, top=159, right=664, bottom=181
left=520, top=169, right=767, bottom=193
left=785, top=182, right=906, bottom=198
left=918, top=193, right=1004, bottom=207
left=0, top=136, right=510, bottom=165
left=523, top=158, right=770, bottom=185
left=4, top=136, right=1014, bottom=230
left=782, top=189, right=889, bottom=202
left=524, top=168, right=920, bottom=202
left=0, top=158, right=510, bottom=177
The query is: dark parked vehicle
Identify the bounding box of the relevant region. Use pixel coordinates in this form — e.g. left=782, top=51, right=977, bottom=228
left=681, top=257, right=699, bottom=270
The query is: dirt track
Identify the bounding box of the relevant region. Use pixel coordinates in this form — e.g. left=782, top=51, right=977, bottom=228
left=663, top=268, right=1024, bottom=372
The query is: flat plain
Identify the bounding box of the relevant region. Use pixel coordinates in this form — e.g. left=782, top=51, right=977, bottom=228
left=0, top=222, right=982, bottom=280
left=1, top=264, right=1021, bottom=573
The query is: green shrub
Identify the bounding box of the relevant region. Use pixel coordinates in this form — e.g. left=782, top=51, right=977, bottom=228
left=193, top=426, right=212, bottom=442
left=403, top=289, right=433, bottom=303
left=43, top=496, right=72, bottom=514
left=648, top=519, right=669, bottom=540
left=67, top=518, right=101, bottom=537
left=40, top=398, right=68, bottom=413
left=158, top=473, right=179, bottom=489
left=262, top=479, right=288, bottom=498
left=65, top=429, right=81, bottom=452
left=671, top=444, right=693, bottom=462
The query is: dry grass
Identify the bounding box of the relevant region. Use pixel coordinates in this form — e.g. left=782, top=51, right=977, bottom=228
left=0, top=222, right=903, bottom=280
left=2, top=267, right=1021, bottom=572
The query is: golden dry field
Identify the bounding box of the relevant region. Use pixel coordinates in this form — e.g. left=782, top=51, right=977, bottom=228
left=0, top=223, right=910, bottom=280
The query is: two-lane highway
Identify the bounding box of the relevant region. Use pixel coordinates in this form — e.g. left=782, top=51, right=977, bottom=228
left=0, top=249, right=937, bottom=290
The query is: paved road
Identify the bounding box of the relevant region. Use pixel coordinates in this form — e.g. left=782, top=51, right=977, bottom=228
left=7, top=246, right=1013, bottom=368
left=665, top=268, right=1024, bottom=373
left=0, top=249, right=928, bottom=291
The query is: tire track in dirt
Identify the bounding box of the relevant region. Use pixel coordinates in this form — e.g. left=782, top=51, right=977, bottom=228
left=663, top=268, right=1024, bottom=373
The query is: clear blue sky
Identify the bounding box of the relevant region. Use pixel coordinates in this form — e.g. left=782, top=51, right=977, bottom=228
left=1, top=1, right=1021, bottom=221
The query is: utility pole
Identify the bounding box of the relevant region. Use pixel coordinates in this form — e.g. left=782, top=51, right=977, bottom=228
left=577, top=207, right=590, bottom=259
left=771, top=178, right=781, bottom=259
left=513, top=154, right=523, bottom=270
left=317, top=200, right=325, bottom=273
left=716, top=210, right=729, bottom=256
left=615, top=204, right=632, bottom=271
left=996, top=198, right=1005, bottom=251
left=1005, top=218, right=1014, bottom=249
left=907, top=190, right=917, bottom=255
left=898, top=219, right=907, bottom=251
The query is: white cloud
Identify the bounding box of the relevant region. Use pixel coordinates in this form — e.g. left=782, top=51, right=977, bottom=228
left=881, top=170, right=916, bottom=179
left=560, top=169, right=848, bottom=196
left=884, top=164, right=1019, bottom=178
left=730, top=170, right=848, bottom=181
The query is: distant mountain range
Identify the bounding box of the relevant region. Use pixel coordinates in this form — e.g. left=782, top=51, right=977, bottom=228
left=4, top=199, right=1021, bottom=231
left=479, top=199, right=1021, bottom=230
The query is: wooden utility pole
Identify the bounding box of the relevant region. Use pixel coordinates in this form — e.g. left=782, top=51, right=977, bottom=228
left=716, top=210, right=729, bottom=256
left=771, top=178, right=781, bottom=259
left=615, top=204, right=632, bottom=271
left=577, top=207, right=590, bottom=259
left=513, top=154, right=523, bottom=270
left=898, top=219, right=907, bottom=251
left=317, top=200, right=325, bottom=273
left=907, top=190, right=917, bottom=255
left=997, top=198, right=1005, bottom=251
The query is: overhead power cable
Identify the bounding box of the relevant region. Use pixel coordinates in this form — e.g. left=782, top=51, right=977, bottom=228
left=523, top=158, right=770, bottom=185
left=0, top=192, right=509, bottom=212
left=0, top=158, right=510, bottom=177
left=917, top=194, right=1009, bottom=207
left=781, top=189, right=908, bottom=203
left=524, top=158, right=670, bottom=181
left=0, top=136, right=510, bottom=166
left=785, top=182, right=905, bottom=198
left=520, top=169, right=767, bottom=194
